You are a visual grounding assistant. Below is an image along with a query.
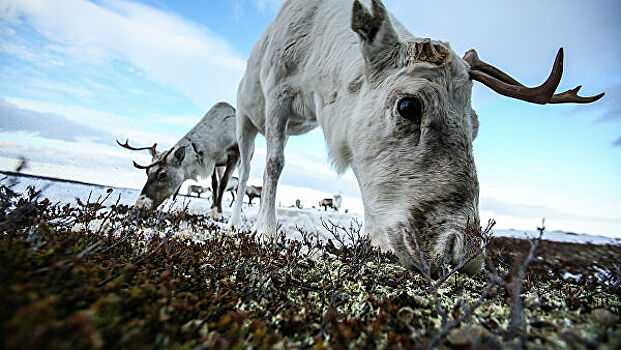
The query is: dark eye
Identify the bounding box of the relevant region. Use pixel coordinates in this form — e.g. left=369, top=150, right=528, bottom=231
left=157, top=171, right=167, bottom=181
left=397, top=97, right=423, bottom=123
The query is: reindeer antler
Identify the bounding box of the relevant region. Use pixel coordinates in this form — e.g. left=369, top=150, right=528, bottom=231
left=131, top=149, right=172, bottom=170
left=464, top=48, right=604, bottom=104
left=549, top=85, right=604, bottom=104
left=117, top=139, right=170, bottom=170
left=116, top=139, right=158, bottom=157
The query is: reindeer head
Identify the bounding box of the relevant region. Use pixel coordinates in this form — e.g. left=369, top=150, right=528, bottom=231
left=347, top=0, right=603, bottom=274
left=117, top=139, right=187, bottom=209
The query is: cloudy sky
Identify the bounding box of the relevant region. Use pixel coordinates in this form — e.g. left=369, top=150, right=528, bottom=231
left=0, top=0, right=620, bottom=237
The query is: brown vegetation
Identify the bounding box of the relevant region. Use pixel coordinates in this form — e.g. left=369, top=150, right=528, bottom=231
left=0, top=180, right=619, bottom=349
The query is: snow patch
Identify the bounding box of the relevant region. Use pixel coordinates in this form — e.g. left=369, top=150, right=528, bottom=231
left=4, top=173, right=619, bottom=246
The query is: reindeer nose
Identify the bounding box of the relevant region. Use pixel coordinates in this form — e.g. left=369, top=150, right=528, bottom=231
left=446, top=232, right=484, bottom=275
left=452, top=236, right=484, bottom=275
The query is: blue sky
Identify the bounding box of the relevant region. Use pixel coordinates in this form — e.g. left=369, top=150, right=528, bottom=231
left=0, top=0, right=620, bottom=237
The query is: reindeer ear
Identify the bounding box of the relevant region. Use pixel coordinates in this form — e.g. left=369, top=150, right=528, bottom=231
left=172, top=146, right=186, bottom=167
left=351, top=0, right=399, bottom=72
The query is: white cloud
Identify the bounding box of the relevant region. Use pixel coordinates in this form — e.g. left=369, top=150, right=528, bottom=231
left=155, top=115, right=202, bottom=127
left=0, top=98, right=116, bottom=142
left=249, top=0, right=283, bottom=12
left=233, top=0, right=283, bottom=16
left=4, top=97, right=180, bottom=147
left=1, top=0, right=246, bottom=109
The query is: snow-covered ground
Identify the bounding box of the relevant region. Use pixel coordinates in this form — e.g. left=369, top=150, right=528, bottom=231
left=2, top=173, right=362, bottom=242
left=493, top=229, right=620, bottom=246
left=3, top=173, right=619, bottom=246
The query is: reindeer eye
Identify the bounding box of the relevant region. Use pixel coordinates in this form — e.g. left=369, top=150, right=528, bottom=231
left=397, top=97, right=423, bottom=123
left=157, top=171, right=167, bottom=181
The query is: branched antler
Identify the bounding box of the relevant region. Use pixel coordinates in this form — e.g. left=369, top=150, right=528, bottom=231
left=130, top=151, right=170, bottom=170
left=116, top=139, right=158, bottom=157
left=464, top=48, right=604, bottom=104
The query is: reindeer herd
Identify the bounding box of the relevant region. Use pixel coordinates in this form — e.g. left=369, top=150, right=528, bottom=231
left=118, top=0, right=603, bottom=273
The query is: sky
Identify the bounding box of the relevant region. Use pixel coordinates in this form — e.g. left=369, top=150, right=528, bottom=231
left=0, top=0, right=620, bottom=237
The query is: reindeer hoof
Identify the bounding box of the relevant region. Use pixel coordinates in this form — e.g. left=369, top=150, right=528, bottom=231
left=371, top=234, right=392, bottom=253
left=252, top=221, right=278, bottom=242
left=208, top=208, right=221, bottom=220
left=227, top=214, right=241, bottom=230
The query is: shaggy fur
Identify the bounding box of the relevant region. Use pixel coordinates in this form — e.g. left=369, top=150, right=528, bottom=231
left=228, top=0, right=482, bottom=273
left=136, top=102, right=239, bottom=215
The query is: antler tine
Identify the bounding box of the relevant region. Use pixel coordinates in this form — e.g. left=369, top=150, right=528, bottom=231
left=466, top=48, right=564, bottom=105
left=131, top=148, right=172, bottom=170
left=116, top=139, right=158, bottom=157
left=549, top=85, right=605, bottom=104
left=132, top=161, right=150, bottom=170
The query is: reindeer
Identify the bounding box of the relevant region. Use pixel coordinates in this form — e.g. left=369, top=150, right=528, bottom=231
left=225, top=176, right=239, bottom=206
left=223, top=176, right=262, bottom=206
left=188, top=184, right=208, bottom=198
left=227, top=0, right=603, bottom=274
left=244, top=185, right=262, bottom=206
left=119, top=102, right=240, bottom=216
left=319, top=194, right=342, bottom=211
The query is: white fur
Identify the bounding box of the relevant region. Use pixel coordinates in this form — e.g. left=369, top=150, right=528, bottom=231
left=228, top=0, right=479, bottom=268
left=133, top=102, right=239, bottom=212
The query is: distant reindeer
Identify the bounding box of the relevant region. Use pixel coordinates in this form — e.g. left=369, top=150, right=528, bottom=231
left=224, top=176, right=261, bottom=206
left=228, top=0, right=603, bottom=274
left=188, top=184, right=208, bottom=198
left=245, top=185, right=262, bottom=206
left=319, top=194, right=342, bottom=211
left=225, top=176, right=239, bottom=206
left=118, top=102, right=239, bottom=216
left=295, top=199, right=302, bottom=209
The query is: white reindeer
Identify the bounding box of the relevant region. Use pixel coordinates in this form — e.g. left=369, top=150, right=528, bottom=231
left=228, top=0, right=603, bottom=273
left=119, top=102, right=239, bottom=216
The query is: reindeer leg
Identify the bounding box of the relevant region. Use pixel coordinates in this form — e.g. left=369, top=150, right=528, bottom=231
left=228, top=114, right=257, bottom=229
left=206, top=164, right=223, bottom=219
left=217, top=148, right=239, bottom=213
left=210, top=169, right=219, bottom=209
left=253, top=92, right=291, bottom=239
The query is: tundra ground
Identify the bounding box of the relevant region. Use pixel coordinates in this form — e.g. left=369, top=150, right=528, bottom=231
left=1, top=183, right=619, bottom=349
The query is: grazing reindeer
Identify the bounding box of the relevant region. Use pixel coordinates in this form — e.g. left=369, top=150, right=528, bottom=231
left=225, top=176, right=239, bottom=206
left=228, top=0, right=603, bottom=273
left=188, top=184, right=208, bottom=198
left=244, top=185, right=262, bottom=206
left=224, top=176, right=262, bottom=206
left=319, top=194, right=342, bottom=211
left=119, top=102, right=240, bottom=216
